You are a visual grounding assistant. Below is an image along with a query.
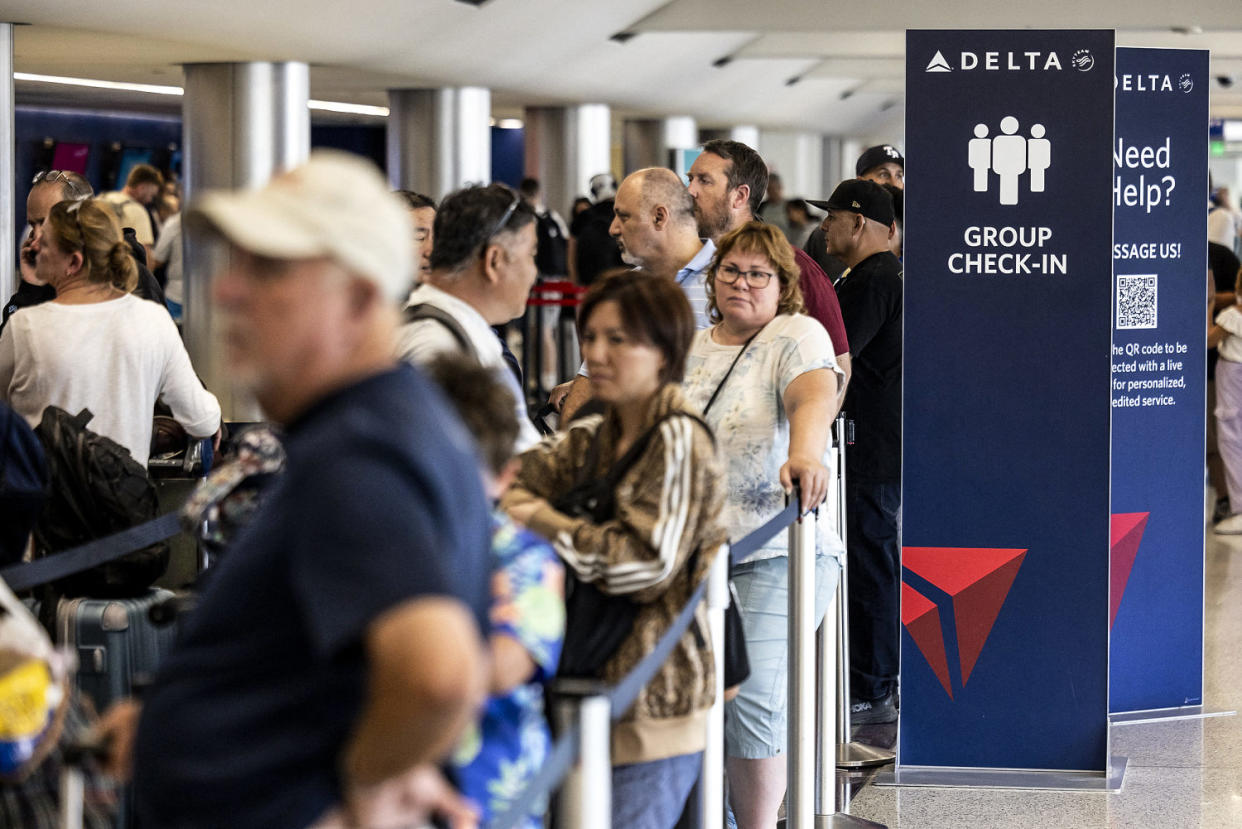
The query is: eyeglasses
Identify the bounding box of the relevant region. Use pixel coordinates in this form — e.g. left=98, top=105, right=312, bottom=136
left=485, top=188, right=522, bottom=243
left=716, top=263, right=775, bottom=289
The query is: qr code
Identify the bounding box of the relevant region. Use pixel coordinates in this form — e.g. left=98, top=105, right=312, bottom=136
left=1117, top=274, right=1157, bottom=330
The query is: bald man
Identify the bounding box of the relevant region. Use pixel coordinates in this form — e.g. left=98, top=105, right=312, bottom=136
left=556, top=167, right=716, bottom=420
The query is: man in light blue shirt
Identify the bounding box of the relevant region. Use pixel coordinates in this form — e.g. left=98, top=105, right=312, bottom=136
left=556, top=167, right=716, bottom=418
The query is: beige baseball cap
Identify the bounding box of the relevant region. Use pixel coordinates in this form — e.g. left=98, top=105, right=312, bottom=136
left=189, top=150, right=412, bottom=300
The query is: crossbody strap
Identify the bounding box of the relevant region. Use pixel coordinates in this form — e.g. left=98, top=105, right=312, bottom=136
left=702, top=328, right=761, bottom=416
left=403, top=303, right=477, bottom=359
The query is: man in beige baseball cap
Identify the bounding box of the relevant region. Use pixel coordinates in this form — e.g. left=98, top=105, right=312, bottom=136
left=113, top=150, right=492, bottom=829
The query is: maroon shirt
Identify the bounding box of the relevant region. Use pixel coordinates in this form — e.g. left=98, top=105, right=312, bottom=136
left=793, top=246, right=850, bottom=356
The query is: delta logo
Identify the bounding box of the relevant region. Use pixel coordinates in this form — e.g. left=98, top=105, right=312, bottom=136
left=903, top=516, right=1149, bottom=699
left=901, top=546, right=1027, bottom=699
left=925, top=49, right=1094, bottom=73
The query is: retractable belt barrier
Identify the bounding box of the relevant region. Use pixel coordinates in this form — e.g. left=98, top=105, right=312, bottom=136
left=0, top=465, right=826, bottom=828
left=0, top=511, right=184, bottom=593
left=490, top=493, right=804, bottom=829
left=0, top=436, right=214, bottom=592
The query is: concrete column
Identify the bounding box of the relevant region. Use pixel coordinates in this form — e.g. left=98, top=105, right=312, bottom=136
left=523, top=104, right=610, bottom=219
left=821, top=137, right=846, bottom=194
left=181, top=61, right=310, bottom=420
left=758, top=131, right=824, bottom=198
left=623, top=116, right=698, bottom=175
left=699, top=125, right=761, bottom=152
left=0, top=24, right=13, bottom=302
left=387, top=87, right=491, bottom=200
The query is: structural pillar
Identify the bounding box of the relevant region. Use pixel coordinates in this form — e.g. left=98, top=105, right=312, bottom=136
left=181, top=61, right=310, bottom=421
left=821, top=137, right=846, bottom=194
left=0, top=24, right=14, bottom=302
left=757, top=130, right=824, bottom=197
left=623, top=116, right=698, bottom=175
left=523, top=104, right=611, bottom=219
left=700, top=125, right=761, bottom=151
left=387, top=87, right=491, bottom=200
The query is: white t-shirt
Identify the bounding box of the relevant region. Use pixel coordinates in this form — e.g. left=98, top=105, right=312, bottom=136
left=153, top=213, right=183, bottom=305
left=1217, top=305, right=1242, bottom=363
left=683, top=313, right=845, bottom=562
left=1209, top=206, right=1240, bottom=249
left=396, top=283, right=540, bottom=452
left=0, top=294, right=220, bottom=466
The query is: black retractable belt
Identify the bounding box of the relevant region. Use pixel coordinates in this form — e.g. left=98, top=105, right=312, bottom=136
left=0, top=512, right=182, bottom=592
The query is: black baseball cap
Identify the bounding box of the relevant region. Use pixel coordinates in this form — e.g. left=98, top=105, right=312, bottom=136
left=807, top=179, right=895, bottom=226
left=855, top=144, right=904, bottom=178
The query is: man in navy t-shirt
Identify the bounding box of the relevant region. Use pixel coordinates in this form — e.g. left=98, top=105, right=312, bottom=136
left=120, top=152, right=492, bottom=829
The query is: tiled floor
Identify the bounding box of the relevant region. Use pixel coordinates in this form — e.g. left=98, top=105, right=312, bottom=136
left=838, top=522, right=1242, bottom=828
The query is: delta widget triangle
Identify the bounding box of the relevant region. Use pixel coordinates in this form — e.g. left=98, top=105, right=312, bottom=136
left=926, top=51, right=952, bottom=72
left=902, top=582, right=953, bottom=698
left=1110, top=512, right=1149, bottom=628
left=903, top=547, right=1027, bottom=686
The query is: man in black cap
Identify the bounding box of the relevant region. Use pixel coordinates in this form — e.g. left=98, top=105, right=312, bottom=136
left=855, top=144, right=905, bottom=190
left=808, top=179, right=903, bottom=724
left=806, top=144, right=905, bottom=280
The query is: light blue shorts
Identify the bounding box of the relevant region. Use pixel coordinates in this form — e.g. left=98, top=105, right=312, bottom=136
left=724, top=553, right=840, bottom=760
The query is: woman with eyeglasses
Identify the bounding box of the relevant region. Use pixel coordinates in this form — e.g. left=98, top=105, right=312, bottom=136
left=682, top=221, right=845, bottom=829
left=0, top=199, right=220, bottom=467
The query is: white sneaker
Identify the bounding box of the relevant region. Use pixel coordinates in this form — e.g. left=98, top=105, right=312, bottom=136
left=1214, top=513, right=1242, bottom=534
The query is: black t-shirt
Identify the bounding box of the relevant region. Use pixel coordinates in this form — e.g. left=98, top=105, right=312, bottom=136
left=570, top=199, right=623, bottom=286
left=1209, top=242, right=1240, bottom=378
left=133, top=365, right=492, bottom=829
left=803, top=226, right=849, bottom=284
left=1, top=281, right=56, bottom=334
left=835, top=251, right=903, bottom=482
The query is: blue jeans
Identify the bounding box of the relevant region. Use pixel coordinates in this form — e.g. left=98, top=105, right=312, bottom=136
left=846, top=480, right=901, bottom=701
left=612, top=752, right=703, bottom=829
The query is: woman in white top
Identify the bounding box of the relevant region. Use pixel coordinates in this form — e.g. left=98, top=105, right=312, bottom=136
left=0, top=199, right=220, bottom=466
left=682, top=221, right=845, bottom=829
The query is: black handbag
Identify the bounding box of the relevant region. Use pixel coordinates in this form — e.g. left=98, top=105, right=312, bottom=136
left=553, top=410, right=711, bottom=679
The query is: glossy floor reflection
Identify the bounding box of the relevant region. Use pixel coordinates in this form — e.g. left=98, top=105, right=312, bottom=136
left=840, top=522, right=1242, bottom=828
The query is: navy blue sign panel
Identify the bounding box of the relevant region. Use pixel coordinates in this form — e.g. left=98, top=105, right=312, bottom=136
left=1109, top=47, right=1208, bottom=714
left=903, top=30, right=1115, bottom=772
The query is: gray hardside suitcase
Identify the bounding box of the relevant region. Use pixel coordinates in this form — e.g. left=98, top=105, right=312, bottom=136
left=56, top=588, right=177, bottom=713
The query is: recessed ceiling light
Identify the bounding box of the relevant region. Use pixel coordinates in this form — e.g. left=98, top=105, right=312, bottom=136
left=15, top=72, right=389, bottom=116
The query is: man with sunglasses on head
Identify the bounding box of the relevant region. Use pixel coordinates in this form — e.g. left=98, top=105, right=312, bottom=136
left=3, top=171, right=93, bottom=332
left=396, top=183, right=542, bottom=451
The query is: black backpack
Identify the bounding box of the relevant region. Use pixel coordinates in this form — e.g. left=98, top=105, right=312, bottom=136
left=554, top=410, right=712, bottom=678
left=32, top=407, right=168, bottom=597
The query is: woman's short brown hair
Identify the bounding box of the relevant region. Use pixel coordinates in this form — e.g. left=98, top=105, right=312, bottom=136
left=43, top=199, right=138, bottom=293
left=705, top=220, right=804, bottom=324
left=578, top=268, right=695, bottom=384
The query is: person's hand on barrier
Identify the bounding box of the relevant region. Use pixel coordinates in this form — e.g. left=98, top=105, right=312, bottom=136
left=548, top=380, right=574, bottom=412
left=92, top=698, right=142, bottom=781
left=781, top=454, right=828, bottom=513
left=318, top=764, right=478, bottom=829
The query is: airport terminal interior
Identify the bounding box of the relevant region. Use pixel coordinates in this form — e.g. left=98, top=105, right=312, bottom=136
left=1, top=1, right=1241, bottom=828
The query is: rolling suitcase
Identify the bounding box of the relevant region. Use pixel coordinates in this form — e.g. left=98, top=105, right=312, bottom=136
left=56, top=588, right=177, bottom=713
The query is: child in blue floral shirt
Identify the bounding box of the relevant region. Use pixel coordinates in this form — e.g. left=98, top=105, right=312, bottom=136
left=424, top=356, right=564, bottom=828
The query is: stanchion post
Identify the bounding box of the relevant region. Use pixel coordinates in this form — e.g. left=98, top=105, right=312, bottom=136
left=833, top=415, right=894, bottom=772
left=787, top=495, right=817, bottom=829
left=551, top=680, right=611, bottom=829
left=700, top=547, right=729, bottom=829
